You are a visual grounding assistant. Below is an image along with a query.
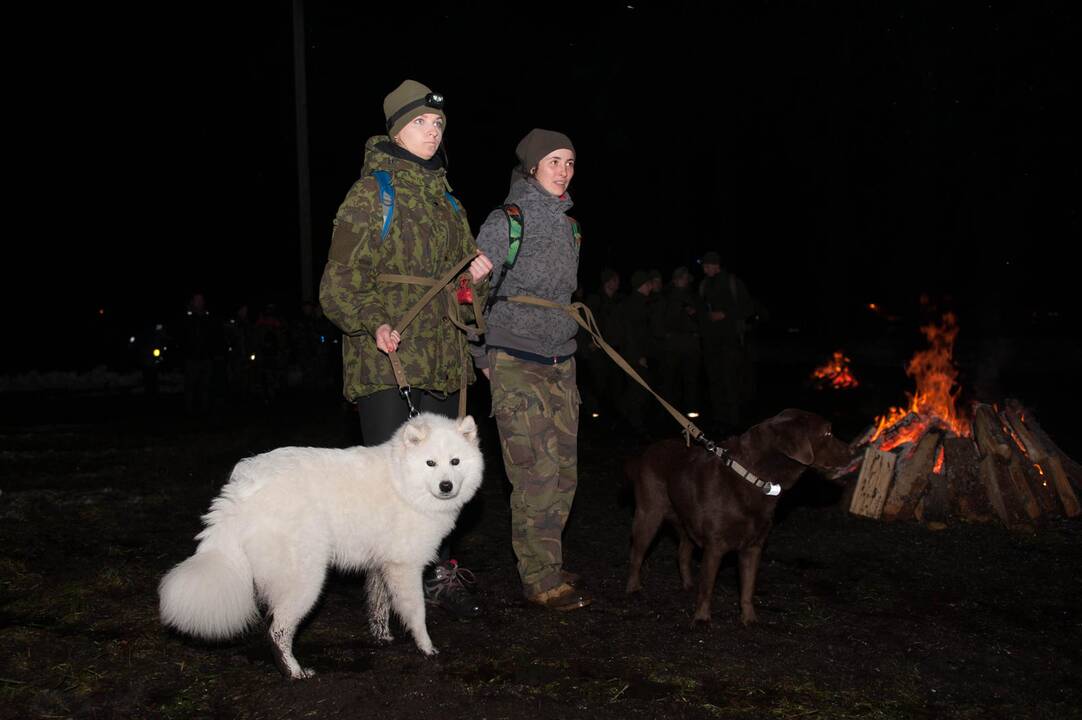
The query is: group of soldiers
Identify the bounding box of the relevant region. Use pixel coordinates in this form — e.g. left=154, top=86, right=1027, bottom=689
left=579, top=252, right=766, bottom=437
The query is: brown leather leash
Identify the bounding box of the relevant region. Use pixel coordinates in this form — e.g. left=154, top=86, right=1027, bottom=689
left=500, top=295, right=779, bottom=495
left=376, top=251, right=485, bottom=419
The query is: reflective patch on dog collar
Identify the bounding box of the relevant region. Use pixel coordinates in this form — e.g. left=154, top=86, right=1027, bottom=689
left=705, top=437, right=783, bottom=493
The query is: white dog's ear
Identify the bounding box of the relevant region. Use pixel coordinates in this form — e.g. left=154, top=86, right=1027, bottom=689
left=457, top=415, right=478, bottom=444
left=403, top=420, right=428, bottom=446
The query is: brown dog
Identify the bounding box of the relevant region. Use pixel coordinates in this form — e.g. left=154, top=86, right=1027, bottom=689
left=625, top=409, right=855, bottom=625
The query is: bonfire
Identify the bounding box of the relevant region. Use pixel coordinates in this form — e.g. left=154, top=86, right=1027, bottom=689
left=811, top=351, right=859, bottom=390
left=846, top=313, right=1080, bottom=529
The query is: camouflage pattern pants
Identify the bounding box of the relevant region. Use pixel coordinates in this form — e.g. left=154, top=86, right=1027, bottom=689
left=490, top=350, right=580, bottom=598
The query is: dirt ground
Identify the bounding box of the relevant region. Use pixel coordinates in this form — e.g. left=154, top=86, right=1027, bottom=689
left=2, top=380, right=1080, bottom=720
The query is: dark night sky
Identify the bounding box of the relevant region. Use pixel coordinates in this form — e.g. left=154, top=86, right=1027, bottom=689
left=11, top=1, right=1080, bottom=372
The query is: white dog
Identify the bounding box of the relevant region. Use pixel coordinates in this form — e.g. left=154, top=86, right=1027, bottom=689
left=158, top=413, right=483, bottom=679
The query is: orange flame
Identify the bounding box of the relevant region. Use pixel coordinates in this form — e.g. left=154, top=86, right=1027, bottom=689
left=812, top=351, right=859, bottom=389
left=933, top=445, right=945, bottom=474
left=869, top=313, right=971, bottom=451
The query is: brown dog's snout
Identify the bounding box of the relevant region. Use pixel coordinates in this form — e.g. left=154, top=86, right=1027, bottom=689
left=815, top=436, right=860, bottom=480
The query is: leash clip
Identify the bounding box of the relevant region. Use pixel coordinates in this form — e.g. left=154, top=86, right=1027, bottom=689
left=400, top=385, right=420, bottom=418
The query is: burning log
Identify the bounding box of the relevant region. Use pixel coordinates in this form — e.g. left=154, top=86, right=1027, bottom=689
left=882, top=432, right=940, bottom=521
left=1002, top=399, right=1047, bottom=462
left=1024, top=425, right=1082, bottom=495
left=1046, top=456, right=1081, bottom=517
left=999, top=399, right=1080, bottom=517
left=980, top=462, right=1026, bottom=529
left=849, top=447, right=896, bottom=519
left=973, top=404, right=1010, bottom=460
left=944, top=437, right=992, bottom=522
left=1006, top=455, right=1042, bottom=522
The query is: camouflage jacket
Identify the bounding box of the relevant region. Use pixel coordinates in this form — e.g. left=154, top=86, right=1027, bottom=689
left=319, top=136, right=483, bottom=400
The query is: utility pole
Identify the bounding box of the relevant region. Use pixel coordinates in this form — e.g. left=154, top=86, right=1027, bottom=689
left=293, top=0, right=313, bottom=302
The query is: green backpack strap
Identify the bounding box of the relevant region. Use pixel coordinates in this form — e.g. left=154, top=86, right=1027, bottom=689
left=567, top=215, right=582, bottom=246
left=503, top=204, right=524, bottom=269
left=483, top=203, right=524, bottom=313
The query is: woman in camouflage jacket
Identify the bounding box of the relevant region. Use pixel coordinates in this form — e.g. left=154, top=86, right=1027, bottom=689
left=319, top=79, right=493, bottom=617
left=320, top=79, right=491, bottom=439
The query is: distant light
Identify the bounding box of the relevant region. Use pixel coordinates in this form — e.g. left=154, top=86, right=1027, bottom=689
left=320, top=335, right=326, bottom=343
left=687, top=412, right=700, bottom=419
left=98, top=308, right=105, bottom=316
left=152, top=348, right=161, bottom=358
left=155, top=323, right=164, bottom=331
left=129, top=336, right=135, bottom=344
left=591, top=412, right=600, bottom=419
left=250, top=354, right=256, bottom=361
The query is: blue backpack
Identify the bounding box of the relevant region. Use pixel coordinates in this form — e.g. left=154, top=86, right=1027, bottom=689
left=372, top=170, right=461, bottom=240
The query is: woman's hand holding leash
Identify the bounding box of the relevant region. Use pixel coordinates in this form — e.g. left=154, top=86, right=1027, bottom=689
left=375, top=324, right=401, bottom=354
left=468, top=252, right=494, bottom=282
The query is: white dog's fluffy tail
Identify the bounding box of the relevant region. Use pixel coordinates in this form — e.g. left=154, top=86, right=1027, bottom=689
left=159, top=533, right=258, bottom=640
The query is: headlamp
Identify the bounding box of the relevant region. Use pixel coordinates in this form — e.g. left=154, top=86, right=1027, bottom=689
left=386, top=92, right=446, bottom=132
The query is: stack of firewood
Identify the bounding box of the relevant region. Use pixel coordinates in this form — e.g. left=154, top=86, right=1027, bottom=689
left=847, top=399, right=1080, bottom=530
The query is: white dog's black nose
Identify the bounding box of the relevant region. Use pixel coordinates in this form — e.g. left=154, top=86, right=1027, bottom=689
left=439, top=480, right=453, bottom=494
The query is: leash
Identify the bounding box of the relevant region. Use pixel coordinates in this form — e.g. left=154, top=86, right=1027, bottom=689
left=498, top=295, right=780, bottom=495
left=375, top=251, right=486, bottom=420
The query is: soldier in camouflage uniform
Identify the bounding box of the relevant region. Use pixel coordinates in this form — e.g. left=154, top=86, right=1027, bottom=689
left=319, top=79, right=494, bottom=618
left=472, top=129, right=592, bottom=612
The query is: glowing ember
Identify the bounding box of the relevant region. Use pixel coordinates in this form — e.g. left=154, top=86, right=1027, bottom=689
left=933, top=445, right=945, bottom=474
left=869, top=313, right=971, bottom=450
left=1006, top=426, right=1028, bottom=456
left=811, top=351, right=859, bottom=389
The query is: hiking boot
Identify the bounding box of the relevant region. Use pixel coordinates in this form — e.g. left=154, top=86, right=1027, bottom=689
left=528, top=582, right=593, bottom=612
left=424, top=559, right=482, bottom=619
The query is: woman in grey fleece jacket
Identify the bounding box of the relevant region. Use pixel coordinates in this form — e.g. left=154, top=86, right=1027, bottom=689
left=473, top=129, right=593, bottom=611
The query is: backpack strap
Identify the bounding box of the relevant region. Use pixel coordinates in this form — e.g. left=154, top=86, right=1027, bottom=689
left=373, top=171, right=461, bottom=240
left=483, top=204, right=524, bottom=313
left=372, top=170, right=395, bottom=241
left=503, top=204, right=524, bottom=269
left=445, top=192, right=461, bottom=215
left=567, top=215, right=582, bottom=246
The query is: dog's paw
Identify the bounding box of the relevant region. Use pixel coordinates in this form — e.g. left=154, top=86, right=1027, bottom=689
left=290, top=667, right=317, bottom=680
left=415, top=637, right=439, bottom=656
left=690, top=614, right=713, bottom=630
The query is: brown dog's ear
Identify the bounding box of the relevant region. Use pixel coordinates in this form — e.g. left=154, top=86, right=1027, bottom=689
left=770, top=419, right=815, bottom=465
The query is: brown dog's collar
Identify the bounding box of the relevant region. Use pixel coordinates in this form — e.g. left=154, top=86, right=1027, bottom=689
left=702, top=442, right=781, bottom=496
